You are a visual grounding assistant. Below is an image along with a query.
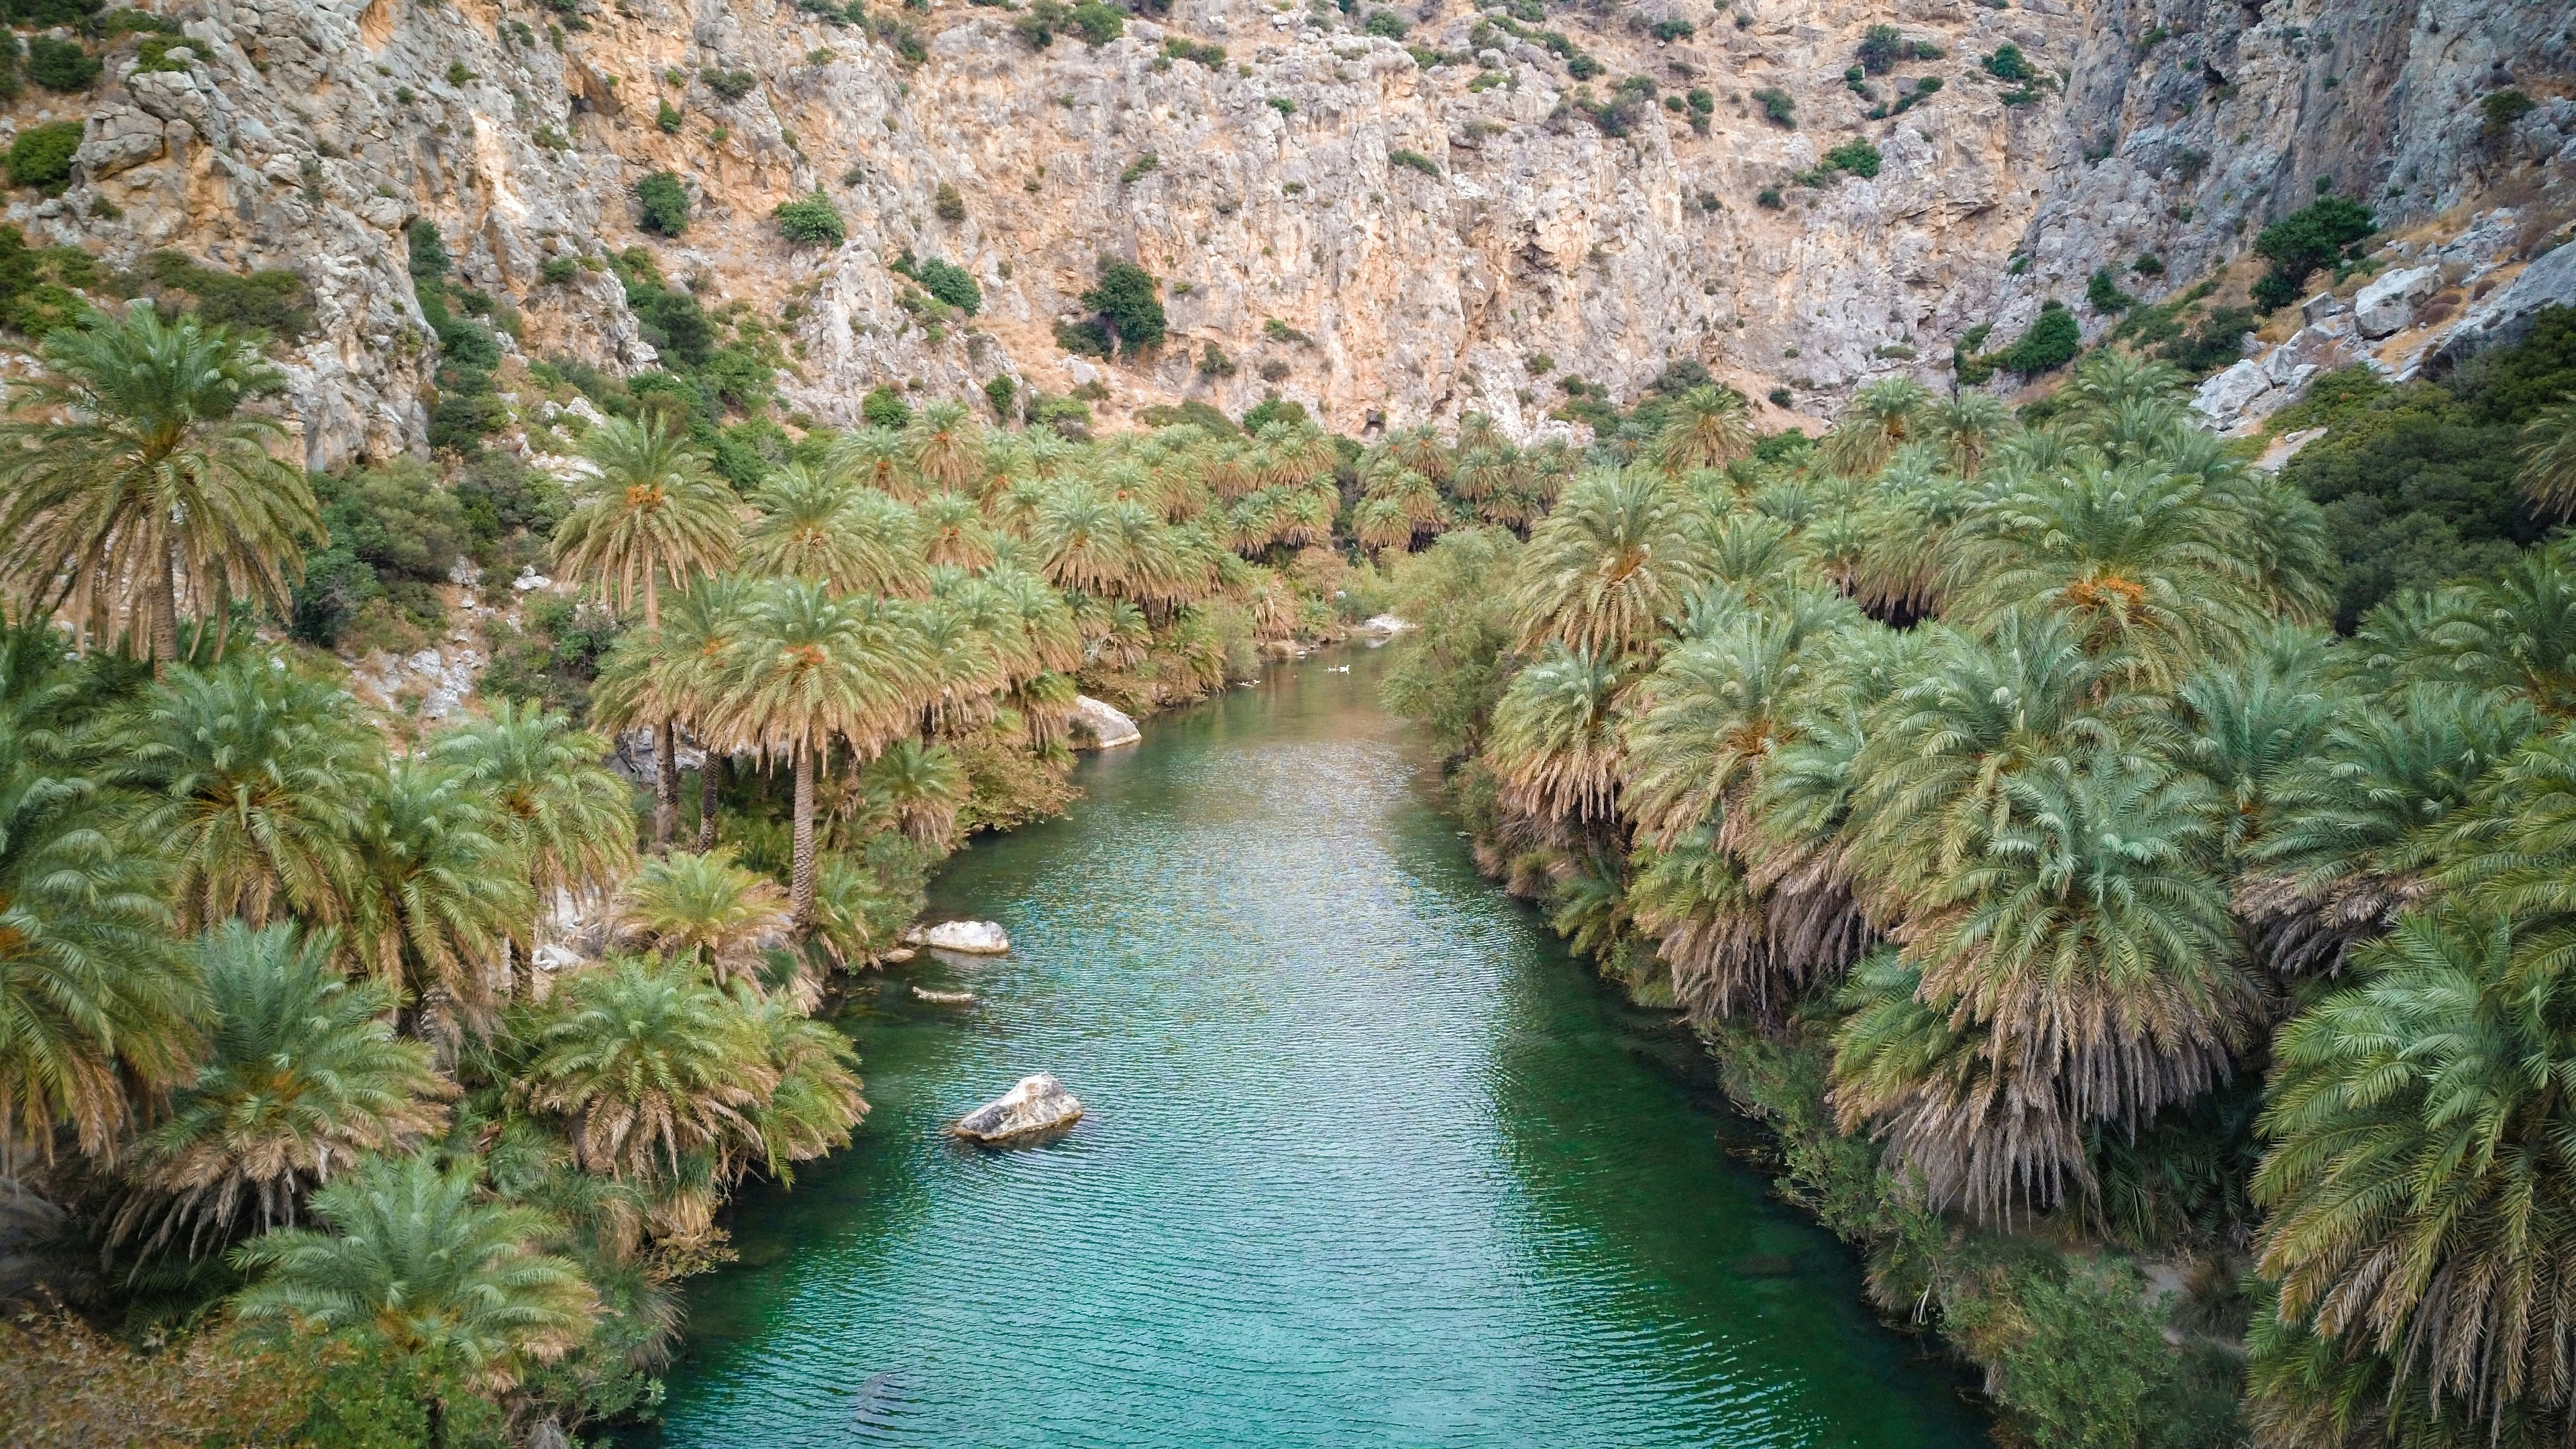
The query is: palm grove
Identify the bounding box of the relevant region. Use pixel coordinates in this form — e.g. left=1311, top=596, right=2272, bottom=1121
left=0, top=299, right=1436, bottom=1442
left=1376, top=327, right=2576, bottom=1449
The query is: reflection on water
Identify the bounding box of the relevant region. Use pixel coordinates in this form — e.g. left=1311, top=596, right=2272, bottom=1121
left=639, top=648, right=1987, bottom=1448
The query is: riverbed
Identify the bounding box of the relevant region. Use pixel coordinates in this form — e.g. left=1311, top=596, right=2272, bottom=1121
left=640, top=646, right=1988, bottom=1448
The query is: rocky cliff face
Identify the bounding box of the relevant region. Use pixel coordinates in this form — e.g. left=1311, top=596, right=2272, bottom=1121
left=6, top=0, right=2570, bottom=463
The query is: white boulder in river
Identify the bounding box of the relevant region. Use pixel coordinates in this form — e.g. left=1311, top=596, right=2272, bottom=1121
left=953, top=1074, right=1085, bottom=1144
left=1071, top=694, right=1141, bottom=750
left=904, top=919, right=1011, bottom=954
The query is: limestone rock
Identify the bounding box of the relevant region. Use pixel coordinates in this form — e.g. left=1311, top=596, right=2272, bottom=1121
left=2355, top=266, right=2440, bottom=339
left=2437, top=243, right=2576, bottom=365
left=1071, top=695, right=1141, bottom=751
left=2192, top=359, right=2272, bottom=433
left=905, top=919, right=1010, bottom=954
left=953, top=1074, right=1083, bottom=1145
left=1361, top=614, right=1414, bottom=635
left=912, top=985, right=977, bottom=1005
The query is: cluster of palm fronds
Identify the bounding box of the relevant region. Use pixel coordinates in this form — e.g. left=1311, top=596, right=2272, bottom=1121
left=1389, top=357, right=2576, bottom=1446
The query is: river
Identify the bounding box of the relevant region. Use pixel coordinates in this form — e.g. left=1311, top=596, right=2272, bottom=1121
left=639, top=645, right=1988, bottom=1448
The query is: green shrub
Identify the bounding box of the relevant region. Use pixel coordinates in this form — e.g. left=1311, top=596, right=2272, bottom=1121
left=2000, top=300, right=2081, bottom=374
left=1982, top=42, right=2035, bottom=81
left=1856, top=23, right=1901, bottom=74
left=911, top=256, right=980, bottom=313
left=1362, top=7, right=1406, bottom=37
left=293, top=461, right=474, bottom=643
left=1647, top=16, right=1692, bottom=40
left=704, top=68, right=757, bottom=100
left=0, top=0, right=99, bottom=23
left=984, top=373, right=1017, bottom=420
left=2282, top=311, right=2576, bottom=627
left=1067, top=0, right=1122, bottom=45
left=1118, top=152, right=1158, bottom=184
left=635, top=170, right=690, bottom=235
left=133, top=252, right=315, bottom=339
left=1012, top=0, right=1068, bottom=47
left=405, top=219, right=450, bottom=279
left=1767, top=386, right=1791, bottom=407
left=2250, top=196, right=2374, bottom=311
left=26, top=36, right=99, bottom=91
left=2480, top=88, right=2535, bottom=145
left=2086, top=268, right=2135, bottom=313
left=2133, top=253, right=2164, bottom=276
left=1821, top=138, right=1880, bottom=178
left=1162, top=36, right=1224, bottom=65
left=774, top=191, right=845, bottom=246
left=4, top=121, right=83, bottom=193
left=1751, top=86, right=1794, bottom=126
left=1389, top=148, right=1440, bottom=176
left=1070, top=258, right=1164, bottom=358
left=655, top=98, right=682, bottom=133
left=1242, top=393, right=1308, bottom=431
left=932, top=180, right=965, bottom=221
left=541, top=256, right=580, bottom=285
left=130, top=32, right=191, bottom=73
left=1756, top=185, right=1784, bottom=209
left=861, top=384, right=910, bottom=429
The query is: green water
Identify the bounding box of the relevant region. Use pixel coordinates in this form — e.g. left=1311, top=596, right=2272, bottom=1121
left=643, top=647, right=1988, bottom=1448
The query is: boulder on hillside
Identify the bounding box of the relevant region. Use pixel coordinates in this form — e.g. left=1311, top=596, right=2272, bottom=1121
left=904, top=919, right=1011, bottom=954
left=953, top=1074, right=1084, bottom=1145
left=1071, top=694, right=1140, bottom=749
left=2355, top=264, right=2440, bottom=338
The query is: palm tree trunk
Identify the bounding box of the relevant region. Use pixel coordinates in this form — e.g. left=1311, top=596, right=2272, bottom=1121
left=790, top=741, right=816, bottom=935
left=696, top=752, right=722, bottom=852
left=152, top=547, right=182, bottom=679
left=653, top=718, right=678, bottom=851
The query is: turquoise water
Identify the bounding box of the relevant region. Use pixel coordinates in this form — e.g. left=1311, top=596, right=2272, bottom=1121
left=641, top=647, right=1987, bottom=1448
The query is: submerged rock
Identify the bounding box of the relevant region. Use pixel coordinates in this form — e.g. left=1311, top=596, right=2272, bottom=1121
left=912, top=986, right=977, bottom=1005
left=953, top=1074, right=1084, bottom=1144
left=904, top=920, right=1010, bottom=955
left=1071, top=695, right=1141, bottom=750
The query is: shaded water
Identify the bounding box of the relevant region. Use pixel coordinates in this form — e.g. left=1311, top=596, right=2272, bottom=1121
left=643, top=647, right=1986, bottom=1448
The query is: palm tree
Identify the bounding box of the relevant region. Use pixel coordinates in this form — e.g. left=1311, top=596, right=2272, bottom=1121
left=2235, top=684, right=2536, bottom=979
left=0, top=623, right=198, bottom=1166
left=348, top=761, right=530, bottom=1042
left=1845, top=744, right=2259, bottom=1220
left=1513, top=469, right=1711, bottom=655
left=0, top=307, right=319, bottom=672
left=613, top=849, right=790, bottom=989
left=739, top=991, right=867, bottom=1182
left=230, top=1150, right=596, bottom=1397
left=1819, top=376, right=1929, bottom=478
left=1654, top=386, right=1756, bottom=474
left=123, top=651, right=380, bottom=932
left=706, top=580, right=929, bottom=932
left=1485, top=643, right=1630, bottom=822
left=2520, top=398, right=2576, bottom=520
left=552, top=415, right=739, bottom=848
left=2254, top=909, right=2576, bottom=1441
left=862, top=737, right=968, bottom=849
left=916, top=490, right=998, bottom=570
left=428, top=702, right=636, bottom=997
left=515, top=954, right=771, bottom=1181
left=1944, top=458, right=2267, bottom=688
left=743, top=466, right=925, bottom=596
left=1929, top=392, right=2015, bottom=476
left=830, top=425, right=918, bottom=500
left=113, top=922, right=449, bottom=1262
left=906, top=400, right=983, bottom=492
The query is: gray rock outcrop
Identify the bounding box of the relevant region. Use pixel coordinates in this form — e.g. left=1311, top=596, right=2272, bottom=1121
left=953, top=1074, right=1084, bottom=1144
left=1071, top=696, right=1141, bottom=751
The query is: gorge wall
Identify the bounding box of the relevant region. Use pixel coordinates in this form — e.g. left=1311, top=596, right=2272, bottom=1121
left=6, top=0, right=2570, bottom=467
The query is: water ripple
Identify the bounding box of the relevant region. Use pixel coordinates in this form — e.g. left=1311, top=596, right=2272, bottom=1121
left=642, top=656, right=1985, bottom=1449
